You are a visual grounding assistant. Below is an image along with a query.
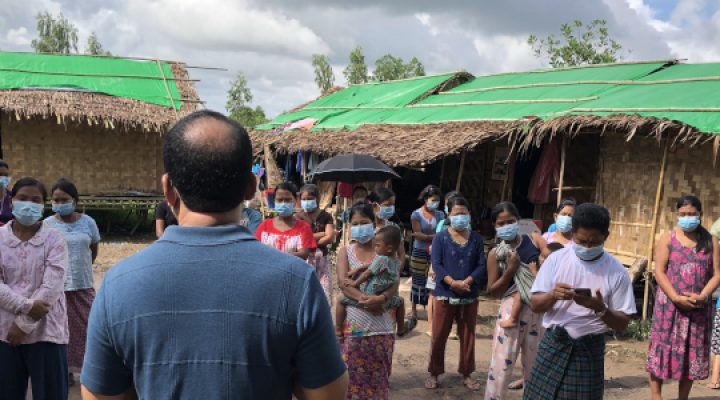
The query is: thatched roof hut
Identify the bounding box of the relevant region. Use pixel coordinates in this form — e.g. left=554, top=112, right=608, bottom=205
left=0, top=51, right=201, bottom=195
left=255, top=60, right=720, bottom=318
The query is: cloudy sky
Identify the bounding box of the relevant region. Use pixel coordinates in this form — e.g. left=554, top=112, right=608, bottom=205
left=1, top=0, right=719, bottom=117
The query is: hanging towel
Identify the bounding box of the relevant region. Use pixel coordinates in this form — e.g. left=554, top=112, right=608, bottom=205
left=296, top=151, right=304, bottom=173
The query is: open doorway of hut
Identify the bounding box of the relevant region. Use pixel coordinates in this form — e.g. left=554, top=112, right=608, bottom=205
left=512, top=147, right=542, bottom=219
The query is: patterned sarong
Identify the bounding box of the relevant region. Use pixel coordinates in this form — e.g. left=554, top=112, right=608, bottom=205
left=523, top=327, right=605, bottom=400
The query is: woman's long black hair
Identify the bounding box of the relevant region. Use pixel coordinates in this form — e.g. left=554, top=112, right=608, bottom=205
left=677, top=195, right=713, bottom=254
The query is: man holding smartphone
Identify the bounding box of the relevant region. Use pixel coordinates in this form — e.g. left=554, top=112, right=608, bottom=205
left=523, top=203, right=636, bottom=400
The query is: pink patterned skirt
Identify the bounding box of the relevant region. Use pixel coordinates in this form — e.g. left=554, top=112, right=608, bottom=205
left=308, top=250, right=332, bottom=306
left=342, top=335, right=394, bottom=400
left=66, top=288, right=96, bottom=369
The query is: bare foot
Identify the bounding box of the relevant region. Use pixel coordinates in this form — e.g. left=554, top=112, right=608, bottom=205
left=463, top=377, right=481, bottom=391
left=499, top=318, right=518, bottom=329
left=425, top=376, right=439, bottom=390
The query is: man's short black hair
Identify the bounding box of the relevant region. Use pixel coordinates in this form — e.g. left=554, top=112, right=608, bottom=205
left=572, top=203, right=610, bottom=236
left=163, top=110, right=253, bottom=213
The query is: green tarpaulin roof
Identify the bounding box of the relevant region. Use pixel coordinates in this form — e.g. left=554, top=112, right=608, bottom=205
left=260, top=60, right=720, bottom=135
left=0, top=51, right=183, bottom=109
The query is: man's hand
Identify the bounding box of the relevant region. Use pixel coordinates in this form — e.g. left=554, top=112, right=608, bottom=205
left=28, top=300, right=51, bottom=321
left=6, top=323, right=26, bottom=346
left=573, top=289, right=605, bottom=313
left=552, top=283, right=574, bottom=301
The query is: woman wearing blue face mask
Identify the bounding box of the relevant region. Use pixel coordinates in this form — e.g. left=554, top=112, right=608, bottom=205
left=410, top=185, right=444, bottom=319
left=296, top=184, right=335, bottom=306
left=0, top=177, right=70, bottom=399
left=542, top=199, right=576, bottom=247
left=0, top=160, right=14, bottom=226
left=426, top=196, right=486, bottom=391
left=44, top=178, right=100, bottom=386
left=255, top=182, right=316, bottom=260
left=485, top=201, right=549, bottom=399
left=647, top=195, right=720, bottom=400
left=336, top=202, right=399, bottom=399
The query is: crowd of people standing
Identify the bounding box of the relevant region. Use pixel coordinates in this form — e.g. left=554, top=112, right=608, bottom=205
left=1, top=110, right=720, bottom=400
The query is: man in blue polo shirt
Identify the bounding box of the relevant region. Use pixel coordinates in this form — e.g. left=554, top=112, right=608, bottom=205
left=81, top=110, right=347, bottom=399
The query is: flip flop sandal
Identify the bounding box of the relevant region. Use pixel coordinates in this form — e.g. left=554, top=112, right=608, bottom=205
left=463, top=378, right=481, bottom=391
left=398, top=317, right=417, bottom=337
left=508, top=379, right=524, bottom=390
left=706, top=382, right=720, bottom=390
left=425, top=377, right=439, bottom=390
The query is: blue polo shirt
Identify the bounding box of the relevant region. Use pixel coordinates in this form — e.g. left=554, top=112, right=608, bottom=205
left=81, top=225, right=345, bottom=399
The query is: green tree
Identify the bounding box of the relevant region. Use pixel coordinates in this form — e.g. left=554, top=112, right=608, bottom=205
left=31, top=11, right=78, bottom=54
left=373, top=54, right=426, bottom=81
left=225, top=72, right=267, bottom=129
left=86, top=32, right=111, bottom=56
left=528, top=20, right=623, bottom=68
left=343, top=46, right=369, bottom=85
left=312, top=54, right=335, bottom=93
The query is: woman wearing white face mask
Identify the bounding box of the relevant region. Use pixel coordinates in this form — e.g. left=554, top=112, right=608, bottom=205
left=296, top=184, right=335, bottom=306
left=410, top=185, right=444, bottom=320
left=647, top=195, right=720, bottom=400
left=543, top=199, right=576, bottom=247
left=44, top=179, right=100, bottom=387
left=255, top=182, right=316, bottom=260
left=484, top=202, right=548, bottom=400
left=0, top=177, right=70, bottom=399
left=0, top=160, right=14, bottom=226
left=336, top=203, right=398, bottom=398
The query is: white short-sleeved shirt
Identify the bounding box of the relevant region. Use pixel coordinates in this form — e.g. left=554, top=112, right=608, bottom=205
left=531, top=247, right=636, bottom=338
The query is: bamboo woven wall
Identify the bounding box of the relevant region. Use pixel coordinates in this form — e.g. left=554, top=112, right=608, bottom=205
left=3, top=117, right=163, bottom=194
left=654, top=140, right=720, bottom=241
left=598, top=135, right=659, bottom=257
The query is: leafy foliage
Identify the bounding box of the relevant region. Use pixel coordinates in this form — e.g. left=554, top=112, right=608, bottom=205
left=312, top=54, right=335, bottom=93
left=528, top=20, right=623, bottom=68
left=343, top=46, right=369, bottom=85
left=86, top=32, right=111, bottom=56
left=226, top=72, right=267, bottom=129
left=373, top=54, right=426, bottom=81
left=31, top=11, right=78, bottom=54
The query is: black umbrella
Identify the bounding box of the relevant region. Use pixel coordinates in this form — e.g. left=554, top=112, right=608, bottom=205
left=310, top=154, right=400, bottom=183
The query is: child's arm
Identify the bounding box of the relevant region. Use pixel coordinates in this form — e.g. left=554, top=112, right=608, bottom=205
left=347, top=266, right=368, bottom=279
left=351, top=268, right=377, bottom=288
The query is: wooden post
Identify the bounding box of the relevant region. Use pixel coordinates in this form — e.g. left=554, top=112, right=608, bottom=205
left=643, top=139, right=670, bottom=320
left=439, top=157, right=447, bottom=190
left=456, top=151, right=467, bottom=192
left=557, top=136, right=568, bottom=207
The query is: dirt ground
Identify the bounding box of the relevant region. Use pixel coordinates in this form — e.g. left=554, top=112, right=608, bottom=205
left=63, top=238, right=720, bottom=400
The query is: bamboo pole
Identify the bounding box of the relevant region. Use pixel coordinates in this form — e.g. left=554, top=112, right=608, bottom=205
left=557, top=137, right=567, bottom=207
left=456, top=151, right=467, bottom=192
left=439, top=157, right=447, bottom=189
left=0, top=67, right=201, bottom=81
left=156, top=60, right=179, bottom=120
left=643, top=139, right=670, bottom=320
left=410, top=97, right=599, bottom=107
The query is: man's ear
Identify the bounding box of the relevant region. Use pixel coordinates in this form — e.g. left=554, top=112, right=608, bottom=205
left=244, top=173, right=257, bottom=201
left=162, top=174, right=179, bottom=207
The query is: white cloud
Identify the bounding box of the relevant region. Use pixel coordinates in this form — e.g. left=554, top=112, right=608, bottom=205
left=5, top=27, right=31, bottom=46
left=126, top=0, right=329, bottom=58
left=473, top=35, right=539, bottom=73
left=625, top=0, right=679, bottom=32
left=415, top=12, right=439, bottom=36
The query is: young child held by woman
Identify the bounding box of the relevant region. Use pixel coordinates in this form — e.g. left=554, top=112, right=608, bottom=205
left=336, top=225, right=416, bottom=338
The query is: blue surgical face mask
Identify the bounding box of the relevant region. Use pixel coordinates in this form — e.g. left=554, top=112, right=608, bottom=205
left=573, top=243, right=605, bottom=261
left=678, top=216, right=700, bottom=232
left=12, top=200, right=44, bottom=226
left=351, top=223, right=375, bottom=244
left=0, top=176, right=10, bottom=189
left=444, top=205, right=449, bottom=215
left=427, top=201, right=440, bottom=211
left=52, top=203, right=75, bottom=217
left=496, top=223, right=519, bottom=241
left=450, top=214, right=471, bottom=231
left=556, top=215, right=573, bottom=233
left=300, top=200, right=317, bottom=212
left=275, top=202, right=294, bottom=217
left=378, top=205, right=395, bottom=220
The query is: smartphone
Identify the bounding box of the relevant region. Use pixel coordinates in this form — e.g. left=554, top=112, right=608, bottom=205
left=573, top=288, right=592, bottom=297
